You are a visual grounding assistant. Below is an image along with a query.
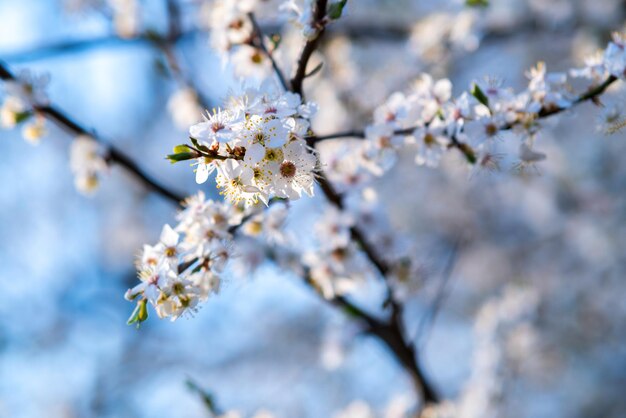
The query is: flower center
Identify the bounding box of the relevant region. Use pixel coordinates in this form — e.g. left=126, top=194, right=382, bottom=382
left=254, top=132, right=266, bottom=144
left=172, top=282, right=185, bottom=295
left=485, top=123, right=498, bottom=137
left=424, top=133, right=435, bottom=147
left=265, top=148, right=283, bottom=161
left=280, top=161, right=297, bottom=178
left=229, top=19, right=244, bottom=30
left=251, top=51, right=264, bottom=64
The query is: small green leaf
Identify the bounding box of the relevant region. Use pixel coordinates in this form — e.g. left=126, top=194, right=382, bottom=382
left=328, top=0, right=348, bottom=20
left=304, top=62, right=324, bottom=79
left=14, top=111, right=32, bottom=124
left=470, top=82, right=490, bottom=109
left=127, top=299, right=148, bottom=328
left=189, top=137, right=211, bottom=153
left=458, top=142, right=477, bottom=164
left=342, top=304, right=362, bottom=318
left=270, top=34, right=282, bottom=50
left=466, top=0, right=489, bottom=7
left=186, top=380, right=218, bottom=414
left=173, top=144, right=191, bottom=154
left=167, top=152, right=197, bottom=163
left=145, top=29, right=164, bottom=44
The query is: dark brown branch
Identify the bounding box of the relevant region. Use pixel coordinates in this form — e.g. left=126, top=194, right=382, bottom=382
left=284, top=0, right=440, bottom=404
left=290, top=0, right=328, bottom=98
left=0, top=61, right=185, bottom=204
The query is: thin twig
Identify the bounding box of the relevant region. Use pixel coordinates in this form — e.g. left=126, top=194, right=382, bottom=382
left=247, top=12, right=289, bottom=91
left=0, top=61, right=185, bottom=203
left=290, top=0, right=328, bottom=98
left=0, top=17, right=565, bottom=64
left=284, top=0, right=440, bottom=404
left=307, top=75, right=620, bottom=145
left=413, top=241, right=460, bottom=350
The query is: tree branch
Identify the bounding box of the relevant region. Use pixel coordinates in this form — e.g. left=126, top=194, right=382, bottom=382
left=247, top=12, right=289, bottom=91
left=307, top=75, right=620, bottom=146
left=290, top=0, right=328, bottom=98
left=284, top=0, right=440, bottom=405
left=0, top=61, right=185, bottom=204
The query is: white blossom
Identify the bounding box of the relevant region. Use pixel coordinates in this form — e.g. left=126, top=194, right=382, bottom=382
left=69, top=135, right=107, bottom=195
left=128, top=193, right=241, bottom=321
left=183, top=84, right=318, bottom=206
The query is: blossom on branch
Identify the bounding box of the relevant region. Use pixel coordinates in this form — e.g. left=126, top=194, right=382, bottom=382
left=0, top=70, right=49, bottom=143
left=69, top=135, right=108, bottom=195
left=171, top=83, right=319, bottom=206
left=126, top=192, right=242, bottom=322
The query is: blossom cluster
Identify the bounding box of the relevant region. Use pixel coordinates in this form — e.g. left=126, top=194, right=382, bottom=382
left=173, top=82, right=318, bottom=206
left=0, top=70, right=49, bottom=144
left=204, top=0, right=273, bottom=80
left=204, top=0, right=348, bottom=79
left=303, top=205, right=369, bottom=299
left=327, top=34, right=625, bottom=187
left=125, top=192, right=242, bottom=323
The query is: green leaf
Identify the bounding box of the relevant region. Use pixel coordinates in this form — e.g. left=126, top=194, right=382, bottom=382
left=470, top=82, right=490, bottom=109
left=144, top=29, right=164, bottom=44
left=328, top=0, right=348, bottom=20
left=458, top=142, right=477, bottom=164
left=466, top=0, right=489, bottom=7
left=304, top=62, right=324, bottom=79
left=186, top=380, right=219, bottom=414
left=14, top=111, right=32, bottom=124
left=127, top=299, right=148, bottom=328
left=270, top=34, right=282, bottom=50
left=342, top=304, right=362, bottom=318
left=189, top=137, right=211, bottom=153
left=166, top=152, right=197, bottom=163
left=173, top=144, right=191, bottom=154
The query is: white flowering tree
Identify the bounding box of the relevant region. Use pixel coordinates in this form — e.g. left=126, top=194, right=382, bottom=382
left=2, top=0, right=626, bottom=417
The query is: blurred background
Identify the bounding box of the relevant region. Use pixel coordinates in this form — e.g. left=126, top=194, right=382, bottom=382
left=1, top=0, right=626, bottom=417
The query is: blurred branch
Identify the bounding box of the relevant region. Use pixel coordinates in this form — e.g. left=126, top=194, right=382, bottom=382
left=290, top=0, right=328, bottom=98
left=284, top=0, right=440, bottom=405
left=247, top=12, right=289, bottom=91
left=0, top=33, right=196, bottom=63
left=150, top=0, right=213, bottom=109
left=0, top=61, right=185, bottom=203
left=413, top=241, right=460, bottom=349
left=0, top=15, right=599, bottom=64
